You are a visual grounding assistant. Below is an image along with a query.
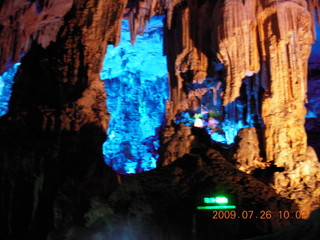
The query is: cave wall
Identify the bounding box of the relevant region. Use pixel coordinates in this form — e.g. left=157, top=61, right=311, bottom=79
left=0, top=0, right=320, bottom=239
left=101, top=16, right=168, bottom=174
left=159, top=0, right=320, bottom=214
left=0, top=0, right=127, bottom=239
left=0, top=0, right=73, bottom=74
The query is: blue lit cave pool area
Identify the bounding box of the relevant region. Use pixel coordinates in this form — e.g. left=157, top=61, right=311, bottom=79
left=100, top=16, right=169, bottom=174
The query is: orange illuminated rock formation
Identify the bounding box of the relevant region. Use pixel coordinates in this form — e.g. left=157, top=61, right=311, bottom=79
left=0, top=0, right=73, bottom=73
left=0, top=0, right=320, bottom=239
left=214, top=0, right=320, bottom=213
left=257, top=0, right=320, bottom=213
left=162, top=0, right=320, bottom=214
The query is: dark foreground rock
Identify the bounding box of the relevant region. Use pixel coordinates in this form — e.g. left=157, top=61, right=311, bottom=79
left=251, top=208, right=320, bottom=240
left=62, top=148, right=299, bottom=240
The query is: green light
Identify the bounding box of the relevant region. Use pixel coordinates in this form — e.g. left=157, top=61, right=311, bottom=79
left=204, top=196, right=228, bottom=204
left=196, top=205, right=236, bottom=210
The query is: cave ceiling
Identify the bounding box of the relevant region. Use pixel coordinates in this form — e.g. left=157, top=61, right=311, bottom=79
left=0, top=0, right=320, bottom=239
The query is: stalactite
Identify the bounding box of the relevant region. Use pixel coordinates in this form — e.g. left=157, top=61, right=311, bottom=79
left=213, top=0, right=320, bottom=214
left=307, top=0, right=320, bottom=37
left=0, top=0, right=126, bottom=238
left=212, top=82, right=222, bottom=106
left=125, top=1, right=211, bottom=123
left=125, top=0, right=186, bottom=43
left=0, top=0, right=73, bottom=74
left=257, top=0, right=320, bottom=213
left=174, top=7, right=208, bottom=84
left=162, top=0, right=320, bottom=214
left=211, top=0, right=260, bottom=106
left=1, top=0, right=320, bottom=238
left=163, top=1, right=216, bottom=124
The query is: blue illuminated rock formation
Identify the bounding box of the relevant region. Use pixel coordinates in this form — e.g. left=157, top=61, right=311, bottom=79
left=175, top=73, right=258, bottom=145
left=101, top=16, right=168, bottom=174
left=0, top=63, right=20, bottom=117
left=306, top=24, right=320, bottom=157
left=175, top=24, right=320, bottom=146
left=0, top=17, right=318, bottom=173
left=307, top=24, right=320, bottom=119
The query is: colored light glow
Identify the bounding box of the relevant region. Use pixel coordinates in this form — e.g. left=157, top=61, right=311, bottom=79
left=101, top=15, right=168, bottom=174
left=204, top=196, right=228, bottom=204
left=306, top=23, right=320, bottom=119
left=196, top=205, right=236, bottom=210
left=176, top=111, right=249, bottom=145
left=309, top=21, right=320, bottom=63
left=0, top=63, right=20, bottom=117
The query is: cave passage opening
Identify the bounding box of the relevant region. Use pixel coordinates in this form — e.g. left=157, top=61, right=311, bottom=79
left=175, top=71, right=259, bottom=146
left=175, top=23, right=320, bottom=149
left=100, top=15, right=169, bottom=174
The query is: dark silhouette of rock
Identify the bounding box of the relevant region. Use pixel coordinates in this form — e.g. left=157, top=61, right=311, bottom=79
left=0, top=1, right=319, bottom=240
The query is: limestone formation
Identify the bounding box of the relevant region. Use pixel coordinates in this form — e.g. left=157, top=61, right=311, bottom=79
left=158, top=123, right=194, bottom=166
left=0, top=0, right=127, bottom=239
left=212, top=0, right=260, bottom=105
left=257, top=0, right=320, bottom=212
left=0, top=0, right=320, bottom=239
left=233, top=127, right=267, bottom=174
left=0, top=0, right=73, bottom=73
left=161, top=0, right=320, bottom=215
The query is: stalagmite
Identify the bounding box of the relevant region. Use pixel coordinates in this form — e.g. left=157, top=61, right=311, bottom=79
left=161, top=0, right=320, bottom=214
left=233, top=127, right=266, bottom=174
left=214, top=0, right=320, bottom=213
left=0, top=0, right=320, bottom=239
left=256, top=0, right=320, bottom=213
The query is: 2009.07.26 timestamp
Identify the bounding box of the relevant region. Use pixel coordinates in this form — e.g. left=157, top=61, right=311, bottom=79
left=212, top=210, right=307, bottom=220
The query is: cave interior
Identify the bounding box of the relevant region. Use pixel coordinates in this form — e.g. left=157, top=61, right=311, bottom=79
left=0, top=0, right=320, bottom=240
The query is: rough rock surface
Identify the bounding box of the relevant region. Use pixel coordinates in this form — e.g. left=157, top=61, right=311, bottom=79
left=0, top=0, right=320, bottom=239
left=160, top=0, right=320, bottom=216
left=75, top=144, right=298, bottom=240
left=306, top=24, right=320, bottom=159
left=233, top=127, right=267, bottom=174
left=0, top=0, right=126, bottom=239
left=212, top=0, right=260, bottom=105
left=251, top=208, right=320, bottom=240
left=0, top=0, right=73, bottom=74
left=256, top=1, right=320, bottom=212
left=101, top=16, right=168, bottom=174
left=158, top=123, right=194, bottom=166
